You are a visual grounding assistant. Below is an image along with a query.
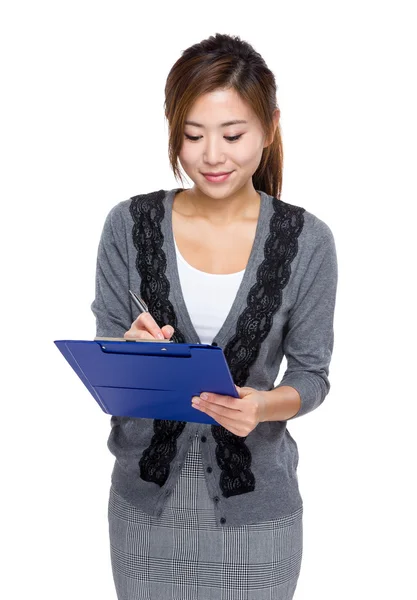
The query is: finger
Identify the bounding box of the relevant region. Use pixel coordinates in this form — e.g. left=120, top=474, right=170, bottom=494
left=192, top=397, right=239, bottom=420
left=132, top=312, right=165, bottom=340
left=191, top=402, right=247, bottom=437
left=236, top=386, right=253, bottom=397
left=123, top=329, right=156, bottom=340
left=199, top=392, right=241, bottom=410
left=161, top=325, right=175, bottom=339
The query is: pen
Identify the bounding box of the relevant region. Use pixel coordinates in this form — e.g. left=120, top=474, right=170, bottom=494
left=128, top=289, right=174, bottom=343
left=128, top=290, right=149, bottom=314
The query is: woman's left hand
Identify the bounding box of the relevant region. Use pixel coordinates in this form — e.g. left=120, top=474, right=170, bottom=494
left=191, top=386, right=267, bottom=437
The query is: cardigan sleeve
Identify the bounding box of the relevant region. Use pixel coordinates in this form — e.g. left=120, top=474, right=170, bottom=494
left=275, top=225, right=338, bottom=419
left=90, top=204, right=133, bottom=338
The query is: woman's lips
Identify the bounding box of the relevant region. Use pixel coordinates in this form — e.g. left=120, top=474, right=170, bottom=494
left=202, top=172, right=233, bottom=183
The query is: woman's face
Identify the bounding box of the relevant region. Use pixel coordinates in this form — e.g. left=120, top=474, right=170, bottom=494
left=178, top=88, right=278, bottom=198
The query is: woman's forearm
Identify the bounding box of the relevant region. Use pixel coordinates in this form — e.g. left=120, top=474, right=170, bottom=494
left=259, top=385, right=301, bottom=422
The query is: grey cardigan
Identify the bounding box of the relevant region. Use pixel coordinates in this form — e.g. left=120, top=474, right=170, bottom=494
left=91, top=187, right=338, bottom=526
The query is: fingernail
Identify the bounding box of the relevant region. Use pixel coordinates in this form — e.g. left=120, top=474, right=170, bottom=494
left=192, top=396, right=200, bottom=405
left=157, top=332, right=164, bottom=340
left=200, top=393, right=208, bottom=400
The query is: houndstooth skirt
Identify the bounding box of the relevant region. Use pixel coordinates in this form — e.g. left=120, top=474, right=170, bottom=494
left=108, top=433, right=303, bottom=600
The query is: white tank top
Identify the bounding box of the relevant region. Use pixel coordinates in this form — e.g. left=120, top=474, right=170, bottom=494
left=174, top=237, right=245, bottom=345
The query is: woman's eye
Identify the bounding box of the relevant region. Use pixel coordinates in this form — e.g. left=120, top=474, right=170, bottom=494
left=184, top=134, right=242, bottom=142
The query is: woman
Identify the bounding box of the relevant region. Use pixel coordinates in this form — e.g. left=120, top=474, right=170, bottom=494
left=91, top=32, right=338, bottom=600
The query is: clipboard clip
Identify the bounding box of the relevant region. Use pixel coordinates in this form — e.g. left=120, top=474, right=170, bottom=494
left=96, top=340, right=192, bottom=358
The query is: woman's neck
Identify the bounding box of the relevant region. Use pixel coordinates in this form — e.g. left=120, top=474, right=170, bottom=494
left=177, top=185, right=261, bottom=226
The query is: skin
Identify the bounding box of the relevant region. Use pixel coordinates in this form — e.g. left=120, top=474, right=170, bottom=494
left=125, top=88, right=301, bottom=434
left=172, top=88, right=279, bottom=276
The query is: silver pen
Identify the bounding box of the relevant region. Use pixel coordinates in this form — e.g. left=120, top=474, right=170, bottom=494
left=128, top=289, right=174, bottom=343
left=128, top=290, right=149, bottom=314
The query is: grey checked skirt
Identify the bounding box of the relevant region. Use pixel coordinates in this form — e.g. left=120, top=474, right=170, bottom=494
left=108, top=434, right=303, bottom=600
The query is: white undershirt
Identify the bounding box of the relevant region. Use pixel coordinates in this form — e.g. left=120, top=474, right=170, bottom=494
left=174, top=237, right=245, bottom=345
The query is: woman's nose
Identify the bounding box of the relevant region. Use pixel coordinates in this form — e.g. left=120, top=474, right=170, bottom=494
left=203, top=137, right=226, bottom=164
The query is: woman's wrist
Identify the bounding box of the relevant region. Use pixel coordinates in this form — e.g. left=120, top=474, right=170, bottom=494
left=259, top=386, right=302, bottom=422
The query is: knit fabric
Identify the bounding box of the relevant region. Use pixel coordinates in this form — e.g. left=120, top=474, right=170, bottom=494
left=91, top=187, right=338, bottom=526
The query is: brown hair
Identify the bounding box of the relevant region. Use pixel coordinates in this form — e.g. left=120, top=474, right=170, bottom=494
left=164, top=33, right=283, bottom=199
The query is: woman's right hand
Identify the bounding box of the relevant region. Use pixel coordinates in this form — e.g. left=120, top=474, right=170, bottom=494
left=124, top=312, right=175, bottom=341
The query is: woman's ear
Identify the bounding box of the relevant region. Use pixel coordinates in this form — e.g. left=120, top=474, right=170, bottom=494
left=264, top=108, right=280, bottom=147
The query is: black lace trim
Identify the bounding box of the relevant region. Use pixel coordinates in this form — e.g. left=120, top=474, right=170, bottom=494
left=130, top=190, right=185, bottom=342
left=129, top=190, right=188, bottom=487
left=129, top=191, right=305, bottom=496
left=138, top=419, right=187, bottom=487
left=211, top=198, right=305, bottom=497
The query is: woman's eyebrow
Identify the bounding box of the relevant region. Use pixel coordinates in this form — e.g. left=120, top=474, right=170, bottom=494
left=184, top=119, right=248, bottom=128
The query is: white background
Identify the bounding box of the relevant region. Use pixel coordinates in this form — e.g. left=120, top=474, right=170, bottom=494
left=1, top=1, right=416, bottom=598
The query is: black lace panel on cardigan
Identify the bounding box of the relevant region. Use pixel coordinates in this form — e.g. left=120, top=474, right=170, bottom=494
left=129, top=190, right=188, bottom=487
left=211, top=198, right=305, bottom=498
left=129, top=190, right=305, bottom=496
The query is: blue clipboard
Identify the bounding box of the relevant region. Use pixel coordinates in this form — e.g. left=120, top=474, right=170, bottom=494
left=54, top=338, right=239, bottom=424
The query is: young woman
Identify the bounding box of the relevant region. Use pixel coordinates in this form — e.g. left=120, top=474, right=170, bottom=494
left=91, top=32, right=338, bottom=600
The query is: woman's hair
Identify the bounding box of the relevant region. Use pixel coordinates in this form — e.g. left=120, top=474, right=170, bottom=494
left=164, top=33, right=283, bottom=199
